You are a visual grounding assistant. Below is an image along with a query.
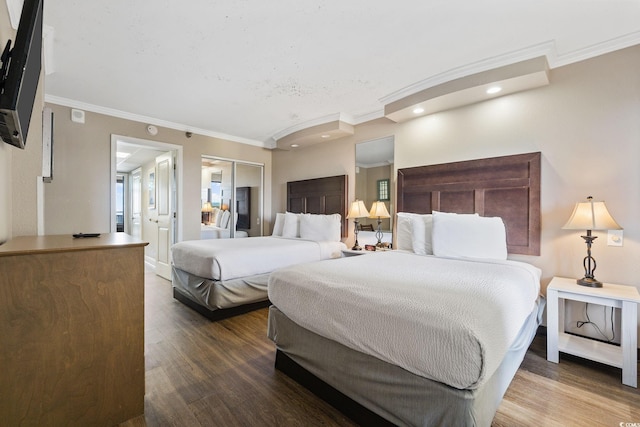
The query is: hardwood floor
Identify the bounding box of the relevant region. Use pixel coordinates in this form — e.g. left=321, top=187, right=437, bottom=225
left=121, top=271, right=640, bottom=426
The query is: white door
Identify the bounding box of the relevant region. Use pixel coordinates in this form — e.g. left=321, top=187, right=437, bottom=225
left=130, top=168, right=142, bottom=239
left=155, top=152, right=174, bottom=280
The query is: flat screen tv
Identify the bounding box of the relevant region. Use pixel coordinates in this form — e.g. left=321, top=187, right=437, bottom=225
left=0, top=0, right=43, bottom=149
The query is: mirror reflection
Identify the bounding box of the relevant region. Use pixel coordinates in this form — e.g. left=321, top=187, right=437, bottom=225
left=354, top=136, right=394, bottom=246
left=201, top=157, right=263, bottom=239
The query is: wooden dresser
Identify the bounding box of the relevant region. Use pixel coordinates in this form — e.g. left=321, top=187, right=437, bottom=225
left=0, top=233, right=148, bottom=426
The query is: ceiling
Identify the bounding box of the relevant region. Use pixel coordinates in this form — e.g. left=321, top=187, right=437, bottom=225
left=115, top=140, right=167, bottom=173
left=43, top=1, right=640, bottom=149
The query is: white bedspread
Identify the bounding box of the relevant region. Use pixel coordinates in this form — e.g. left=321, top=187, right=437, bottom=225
left=268, top=251, right=541, bottom=390
left=171, top=236, right=345, bottom=281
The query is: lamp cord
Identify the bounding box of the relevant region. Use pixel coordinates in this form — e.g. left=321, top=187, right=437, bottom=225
left=576, top=303, right=615, bottom=343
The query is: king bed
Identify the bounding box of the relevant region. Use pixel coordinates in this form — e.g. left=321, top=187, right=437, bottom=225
left=172, top=175, right=348, bottom=320
left=267, top=152, right=543, bottom=426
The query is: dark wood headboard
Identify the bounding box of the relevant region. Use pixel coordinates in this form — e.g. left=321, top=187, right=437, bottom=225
left=397, top=152, right=541, bottom=255
left=287, top=175, right=349, bottom=238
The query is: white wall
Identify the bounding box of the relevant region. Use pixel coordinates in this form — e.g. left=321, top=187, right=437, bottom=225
left=42, top=104, right=272, bottom=242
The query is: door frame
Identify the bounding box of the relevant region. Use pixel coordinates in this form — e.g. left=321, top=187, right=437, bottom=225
left=110, top=135, right=183, bottom=242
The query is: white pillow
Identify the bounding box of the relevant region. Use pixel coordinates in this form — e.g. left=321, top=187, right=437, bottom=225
left=396, top=212, right=416, bottom=251
left=272, top=213, right=285, bottom=236
left=397, top=212, right=433, bottom=254
left=210, top=207, right=220, bottom=225
left=432, top=211, right=507, bottom=260
left=299, top=213, right=341, bottom=242
left=410, top=214, right=433, bottom=255
left=219, top=210, right=231, bottom=229
left=215, top=209, right=224, bottom=227
left=282, top=212, right=301, bottom=238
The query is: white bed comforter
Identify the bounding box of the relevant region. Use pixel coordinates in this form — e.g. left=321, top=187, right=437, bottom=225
left=268, top=251, right=541, bottom=390
left=171, top=236, right=345, bottom=281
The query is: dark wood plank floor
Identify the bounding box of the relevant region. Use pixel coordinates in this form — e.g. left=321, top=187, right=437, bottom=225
left=121, top=271, right=640, bottom=426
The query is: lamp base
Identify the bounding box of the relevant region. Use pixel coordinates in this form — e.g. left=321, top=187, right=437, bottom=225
left=577, top=277, right=603, bottom=288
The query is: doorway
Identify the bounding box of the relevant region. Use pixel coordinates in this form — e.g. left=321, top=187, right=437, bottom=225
left=111, top=135, right=183, bottom=278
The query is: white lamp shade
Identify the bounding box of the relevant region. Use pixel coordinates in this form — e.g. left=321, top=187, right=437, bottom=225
left=369, top=201, right=390, bottom=219
left=562, top=198, right=622, bottom=231
left=347, top=200, right=369, bottom=219
left=202, top=202, right=213, bottom=212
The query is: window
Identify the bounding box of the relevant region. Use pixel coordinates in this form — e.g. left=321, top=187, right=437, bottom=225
left=377, top=179, right=390, bottom=201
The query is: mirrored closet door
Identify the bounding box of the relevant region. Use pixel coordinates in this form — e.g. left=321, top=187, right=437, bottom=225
left=201, top=156, right=264, bottom=239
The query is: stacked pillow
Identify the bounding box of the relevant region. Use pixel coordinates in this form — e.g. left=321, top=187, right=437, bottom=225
left=218, top=210, right=231, bottom=229
left=397, top=211, right=507, bottom=260
left=210, top=207, right=220, bottom=225
left=272, top=212, right=341, bottom=242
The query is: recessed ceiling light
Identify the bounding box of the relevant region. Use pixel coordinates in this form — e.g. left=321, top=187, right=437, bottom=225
left=116, top=152, right=130, bottom=159
left=290, top=144, right=299, bottom=148
left=486, top=86, right=502, bottom=94
left=413, top=107, right=425, bottom=114
left=321, top=134, right=331, bottom=138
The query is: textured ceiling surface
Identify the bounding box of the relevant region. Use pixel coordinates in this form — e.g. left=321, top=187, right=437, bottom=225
left=43, top=1, right=640, bottom=147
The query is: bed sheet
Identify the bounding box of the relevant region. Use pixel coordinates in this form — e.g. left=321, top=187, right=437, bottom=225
left=268, top=251, right=541, bottom=390
left=171, top=236, right=346, bottom=281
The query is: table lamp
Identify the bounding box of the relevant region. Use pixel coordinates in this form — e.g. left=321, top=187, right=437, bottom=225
left=562, top=196, right=622, bottom=287
left=347, top=200, right=369, bottom=250
left=201, top=202, right=213, bottom=224
left=369, top=201, right=390, bottom=247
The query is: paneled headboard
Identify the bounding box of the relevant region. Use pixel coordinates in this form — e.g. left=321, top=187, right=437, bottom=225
left=287, top=174, right=349, bottom=238
left=397, top=152, right=541, bottom=255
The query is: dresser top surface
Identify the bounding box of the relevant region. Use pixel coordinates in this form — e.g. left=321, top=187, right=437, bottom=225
left=0, top=233, right=148, bottom=257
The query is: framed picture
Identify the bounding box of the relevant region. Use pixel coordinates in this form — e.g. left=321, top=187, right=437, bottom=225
left=148, top=171, right=156, bottom=209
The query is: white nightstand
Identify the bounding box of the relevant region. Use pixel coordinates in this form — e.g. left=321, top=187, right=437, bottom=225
left=546, top=276, right=640, bottom=387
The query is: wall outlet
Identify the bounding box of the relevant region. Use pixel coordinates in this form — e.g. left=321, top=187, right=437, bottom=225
left=607, top=229, right=623, bottom=246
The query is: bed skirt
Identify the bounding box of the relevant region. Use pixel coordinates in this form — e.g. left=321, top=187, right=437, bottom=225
left=267, top=299, right=544, bottom=427
left=172, top=266, right=270, bottom=320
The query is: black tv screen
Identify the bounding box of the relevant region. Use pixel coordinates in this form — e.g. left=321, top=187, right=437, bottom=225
left=0, top=0, right=43, bottom=149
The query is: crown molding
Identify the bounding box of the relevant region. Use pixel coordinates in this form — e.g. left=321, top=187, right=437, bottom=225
left=352, top=108, right=386, bottom=125
left=270, top=112, right=355, bottom=142
left=44, top=95, right=268, bottom=148
left=381, top=31, right=640, bottom=107
left=551, top=30, right=640, bottom=68
left=380, top=41, right=556, bottom=106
